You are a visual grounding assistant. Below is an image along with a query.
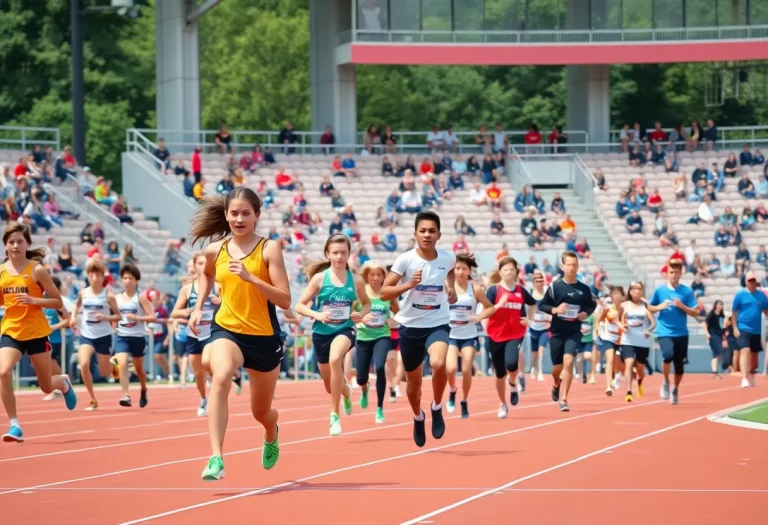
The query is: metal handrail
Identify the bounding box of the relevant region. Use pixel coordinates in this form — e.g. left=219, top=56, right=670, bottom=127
left=509, top=137, right=768, bottom=154
left=0, top=125, right=61, bottom=151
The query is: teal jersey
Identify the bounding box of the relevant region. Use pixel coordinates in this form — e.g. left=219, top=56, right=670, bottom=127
left=312, top=269, right=357, bottom=335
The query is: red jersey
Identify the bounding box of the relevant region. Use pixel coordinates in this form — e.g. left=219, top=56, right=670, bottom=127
left=485, top=284, right=536, bottom=342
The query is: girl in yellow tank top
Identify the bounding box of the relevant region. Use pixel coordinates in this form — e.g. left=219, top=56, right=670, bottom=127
left=187, top=187, right=291, bottom=481
left=0, top=224, right=77, bottom=443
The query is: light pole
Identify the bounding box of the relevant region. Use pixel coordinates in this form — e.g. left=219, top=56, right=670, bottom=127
left=70, top=0, right=139, bottom=165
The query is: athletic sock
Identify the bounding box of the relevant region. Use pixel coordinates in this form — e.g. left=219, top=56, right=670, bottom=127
left=414, top=411, right=425, bottom=422
left=9, top=418, right=19, bottom=427
left=431, top=401, right=442, bottom=411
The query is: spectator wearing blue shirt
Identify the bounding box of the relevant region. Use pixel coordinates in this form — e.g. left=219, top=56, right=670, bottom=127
left=626, top=210, right=643, bottom=234
left=615, top=196, right=631, bottom=219
left=649, top=260, right=699, bottom=405
left=731, top=271, right=768, bottom=388
left=708, top=162, right=724, bottom=192
left=714, top=226, right=731, bottom=247
left=739, top=145, right=753, bottom=167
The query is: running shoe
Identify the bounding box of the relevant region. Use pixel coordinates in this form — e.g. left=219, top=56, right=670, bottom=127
left=537, top=372, right=544, bottom=382
left=360, top=385, right=369, bottom=409
left=232, top=375, right=242, bottom=395
left=509, top=387, right=519, bottom=406
left=2, top=425, right=23, bottom=443
left=625, top=392, right=633, bottom=403
left=447, top=390, right=457, bottom=413
left=413, top=412, right=426, bottom=447
left=375, top=407, right=385, bottom=424
left=201, top=455, right=225, bottom=481
left=431, top=405, right=445, bottom=439
left=389, top=388, right=397, bottom=403
left=460, top=400, right=469, bottom=419
left=551, top=384, right=560, bottom=403
left=740, top=378, right=751, bottom=388
left=139, top=388, right=148, bottom=408
left=329, top=412, right=342, bottom=436
left=109, top=356, right=120, bottom=380
left=582, top=373, right=587, bottom=384
left=559, top=401, right=570, bottom=412
left=638, top=380, right=644, bottom=399
left=85, top=400, right=98, bottom=411
left=518, top=374, right=526, bottom=393
left=343, top=393, right=353, bottom=416
left=497, top=403, right=508, bottom=419
left=670, top=388, right=679, bottom=405
left=119, top=396, right=132, bottom=407
left=62, top=377, right=77, bottom=411
left=197, top=398, right=208, bottom=417
left=262, top=425, right=279, bottom=470
left=605, top=388, right=613, bottom=397
left=660, top=380, right=670, bottom=400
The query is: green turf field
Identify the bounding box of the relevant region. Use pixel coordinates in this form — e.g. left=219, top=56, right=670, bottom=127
left=728, top=401, right=768, bottom=425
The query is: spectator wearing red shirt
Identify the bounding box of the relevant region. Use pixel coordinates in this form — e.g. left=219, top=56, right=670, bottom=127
left=524, top=124, right=543, bottom=146
left=275, top=167, right=296, bottom=191
left=648, top=121, right=666, bottom=143
left=191, top=146, right=202, bottom=182
left=647, top=188, right=664, bottom=213
left=320, top=125, right=335, bottom=155
left=14, top=157, right=27, bottom=178
left=452, top=234, right=469, bottom=254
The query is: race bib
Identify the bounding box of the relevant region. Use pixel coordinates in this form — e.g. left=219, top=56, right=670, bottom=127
left=322, top=301, right=351, bottom=323
left=450, top=304, right=472, bottom=324
left=413, top=285, right=443, bottom=310
left=560, top=304, right=580, bottom=319
left=606, top=322, right=619, bottom=335
left=201, top=305, right=215, bottom=325
left=120, top=308, right=137, bottom=328
left=85, top=310, right=102, bottom=323
left=534, top=311, right=551, bottom=322
left=365, top=310, right=386, bottom=328
left=581, top=323, right=592, bottom=333
left=150, top=322, right=164, bottom=334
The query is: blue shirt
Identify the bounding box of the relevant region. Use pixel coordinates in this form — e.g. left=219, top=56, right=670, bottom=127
left=650, top=284, right=697, bottom=337
left=44, top=308, right=62, bottom=344
left=732, top=288, right=768, bottom=334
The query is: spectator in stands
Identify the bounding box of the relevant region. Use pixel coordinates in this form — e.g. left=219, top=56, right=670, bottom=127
left=382, top=225, right=397, bottom=252
left=531, top=189, right=545, bottom=213
left=691, top=274, right=705, bottom=298
left=452, top=234, right=469, bottom=254
left=559, top=214, right=576, bottom=237
left=739, top=144, right=753, bottom=166
left=421, top=186, right=440, bottom=210
left=695, top=195, right=716, bottom=224
left=649, top=121, right=666, bottom=144
left=626, top=210, right=643, bottom=234
left=646, top=188, right=663, bottom=214
left=426, top=125, right=446, bottom=153
left=720, top=206, right=738, bottom=227
left=442, top=126, right=459, bottom=153
left=756, top=174, right=768, bottom=198
left=111, top=195, right=134, bottom=224
left=523, top=124, right=541, bottom=149
left=527, top=229, right=543, bottom=249
left=454, top=215, right=476, bottom=236
left=251, top=145, right=266, bottom=167
left=550, top=192, right=566, bottom=215
left=363, top=125, right=382, bottom=154
left=341, top=152, right=357, bottom=179
left=490, top=212, right=506, bottom=235
left=740, top=206, right=756, bottom=230
left=738, top=171, right=756, bottom=199
left=664, top=150, right=679, bottom=173
left=659, top=226, right=679, bottom=248
left=688, top=121, right=702, bottom=150
left=715, top=225, right=731, bottom=247
left=576, top=237, right=591, bottom=258
left=724, top=153, right=739, bottom=177
left=469, top=183, right=487, bottom=207
left=520, top=207, right=537, bottom=235
left=93, top=177, right=116, bottom=206
left=163, top=240, right=182, bottom=275
left=263, top=147, right=276, bottom=164
left=193, top=175, right=206, bottom=202
left=57, top=243, right=82, bottom=277
left=466, top=154, right=480, bottom=176
left=327, top=190, right=344, bottom=212
left=480, top=153, right=496, bottom=184
left=400, top=187, right=422, bottom=214
left=548, top=125, right=567, bottom=153
left=213, top=124, right=233, bottom=154
left=105, top=241, right=121, bottom=276
left=328, top=215, right=343, bottom=235
left=615, top=193, right=631, bottom=218
left=755, top=202, right=768, bottom=222
left=275, top=167, right=296, bottom=191
left=756, top=245, right=767, bottom=269
left=380, top=125, right=397, bottom=154
left=447, top=169, right=464, bottom=191
left=474, top=124, right=491, bottom=155
left=704, top=119, right=718, bottom=150
left=721, top=255, right=735, bottom=277
left=320, top=125, right=335, bottom=154
left=486, top=181, right=504, bottom=210
left=216, top=172, right=235, bottom=195
left=629, top=144, right=645, bottom=167
left=278, top=121, right=297, bottom=154
left=154, top=139, right=171, bottom=170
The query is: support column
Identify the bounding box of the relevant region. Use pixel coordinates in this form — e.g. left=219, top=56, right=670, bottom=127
left=566, top=65, right=611, bottom=145
left=310, top=0, right=357, bottom=149
left=155, top=0, right=201, bottom=149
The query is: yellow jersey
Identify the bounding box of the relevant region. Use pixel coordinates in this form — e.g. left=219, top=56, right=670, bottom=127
left=0, top=262, right=52, bottom=340
left=214, top=238, right=280, bottom=337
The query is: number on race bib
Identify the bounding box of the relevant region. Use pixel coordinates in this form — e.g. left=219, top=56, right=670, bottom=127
left=560, top=304, right=580, bottom=319
left=323, top=302, right=352, bottom=323
left=365, top=310, right=386, bottom=328
left=413, top=285, right=443, bottom=310
left=450, top=304, right=472, bottom=324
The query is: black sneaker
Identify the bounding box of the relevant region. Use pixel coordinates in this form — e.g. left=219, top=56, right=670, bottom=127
left=460, top=400, right=469, bottom=419
left=139, top=388, right=148, bottom=408
left=431, top=405, right=445, bottom=440
left=582, top=373, right=587, bottom=384
left=413, top=412, right=426, bottom=447
left=551, top=384, right=560, bottom=403
left=510, top=388, right=519, bottom=406
left=518, top=374, right=526, bottom=393
left=119, top=396, right=132, bottom=407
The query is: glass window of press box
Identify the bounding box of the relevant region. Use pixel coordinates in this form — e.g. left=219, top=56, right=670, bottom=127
left=355, top=0, right=768, bottom=32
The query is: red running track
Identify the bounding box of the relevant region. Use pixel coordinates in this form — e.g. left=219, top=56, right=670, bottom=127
left=1, top=374, right=766, bottom=524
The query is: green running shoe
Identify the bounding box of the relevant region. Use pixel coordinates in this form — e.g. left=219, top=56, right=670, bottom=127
left=262, top=425, right=280, bottom=470
left=343, top=394, right=352, bottom=416
left=375, top=407, right=385, bottom=424
left=360, top=385, right=369, bottom=409
left=329, top=412, right=342, bottom=436
left=201, top=455, right=225, bottom=481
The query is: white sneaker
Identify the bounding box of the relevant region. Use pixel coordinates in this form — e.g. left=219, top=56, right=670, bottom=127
left=741, top=378, right=751, bottom=388
left=748, top=374, right=756, bottom=387
left=537, top=372, right=544, bottom=382
left=497, top=403, right=509, bottom=419
left=612, top=376, right=622, bottom=390
left=329, top=414, right=342, bottom=436
left=197, top=398, right=208, bottom=417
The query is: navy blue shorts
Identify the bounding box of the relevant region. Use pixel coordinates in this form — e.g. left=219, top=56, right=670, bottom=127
left=597, top=337, right=619, bottom=353
left=114, top=335, right=147, bottom=358
left=737, top=331, right=763, bottom=353
left=529, top=329, right=550, bottom=350
left=580, top=341, right=593, bottom=353
left=153, top=339, right=167, bottom=355
left=399, top=324, right=450, bottom=373
left=620, top=345, right=650, bottom=364
left=659, top=335, right=688, bottom=371
left=80, top=334, right=112, bottom=356
left=185, top=337, right=207, bottom=356
left=449, top=337, right=478, bottom=350
left=709, top=337, right=724, bottom=358
left=312, top=328, right=356, bottom=365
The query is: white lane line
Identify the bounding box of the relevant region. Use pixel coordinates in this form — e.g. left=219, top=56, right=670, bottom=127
left=398, top=394, right=749, bottom=525
left=113, top=384, right=738, bottom=525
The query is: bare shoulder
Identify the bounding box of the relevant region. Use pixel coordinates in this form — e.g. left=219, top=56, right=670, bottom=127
left=205, top=240, right=225, bottom=258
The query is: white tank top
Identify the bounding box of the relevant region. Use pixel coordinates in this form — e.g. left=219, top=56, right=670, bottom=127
left=116, top=292, right=146, bottom=338
left=621, top=301, right=652, bottom=348
left=598, top=302, right=621, bottom=343
left=80, top=288, right=114, bottom=339
left=527, top=288, right=552, bottom=331
left=186, top=282, right=216, bottom=341
left=449, top=282, right=477, bottom=339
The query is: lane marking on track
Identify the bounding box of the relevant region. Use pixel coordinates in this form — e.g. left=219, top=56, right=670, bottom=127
left=8, top=486, right=768, bottom=493
left=398, top=393, right=755, bottom=525
left=112, top=383, right=738, bottom=525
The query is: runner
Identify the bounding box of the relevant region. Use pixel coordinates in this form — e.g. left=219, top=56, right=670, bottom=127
left=597, top=287, right=626, bottom=396
left=536, top=251, right=596, bottom=412
left=114, top=264, right=157, bottom=408
left=732, top=271, right=768, bottom=388
left=579, top=310, right=594, bottom=384
left=295, top=234, right=371, bottom=436
left=703, top=300, right=725, bottom=379
left=72, top=258, right=121, bottom=411
left=0, top=224, right=77, bottom=442
left=381, top=211, right=457, bottom=447
left=147, top=289, right=171, bottom=382
left=42, top=276, right=75, bottom=401
left=351, top=261, right=399, bottom=423
left=480, top=257, right=536, bottom=418
left=445, top=254, right=495, bottom=418
left=188, top=187, right=291, bottom=480
left=619, top=281, right=655, bottom=402
left=527, top=270, right=550, bottom=382
left=649, top=259, right=698, bottom=405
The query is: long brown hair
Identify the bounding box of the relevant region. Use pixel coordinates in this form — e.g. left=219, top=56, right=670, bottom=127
left=3, top=224, right=45, bottom=264
left=189, top=187, right=262, bottom=246
left=304, top=234, right=351, bottom=278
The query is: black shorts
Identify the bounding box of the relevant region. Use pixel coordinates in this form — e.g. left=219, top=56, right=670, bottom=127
left=185, top=337, right=207, bottom=356
left=0, top=335, right=50, bottom=356
left=79, top=334, right=113, bottom=356
left=208, top=322, right=283, bottom=373
left=398, top=324, right=450, bottom=373
left=620, top=345, right=650, bottom=365
left=549, top=331, right=582, bottom=366
left=737, top=331, right=763, bottom=353
left=311, top=328, right=356, bottom=365
left=709, top=337, right=724, bottom=358
left=658, top=335, right=688, bottom=371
